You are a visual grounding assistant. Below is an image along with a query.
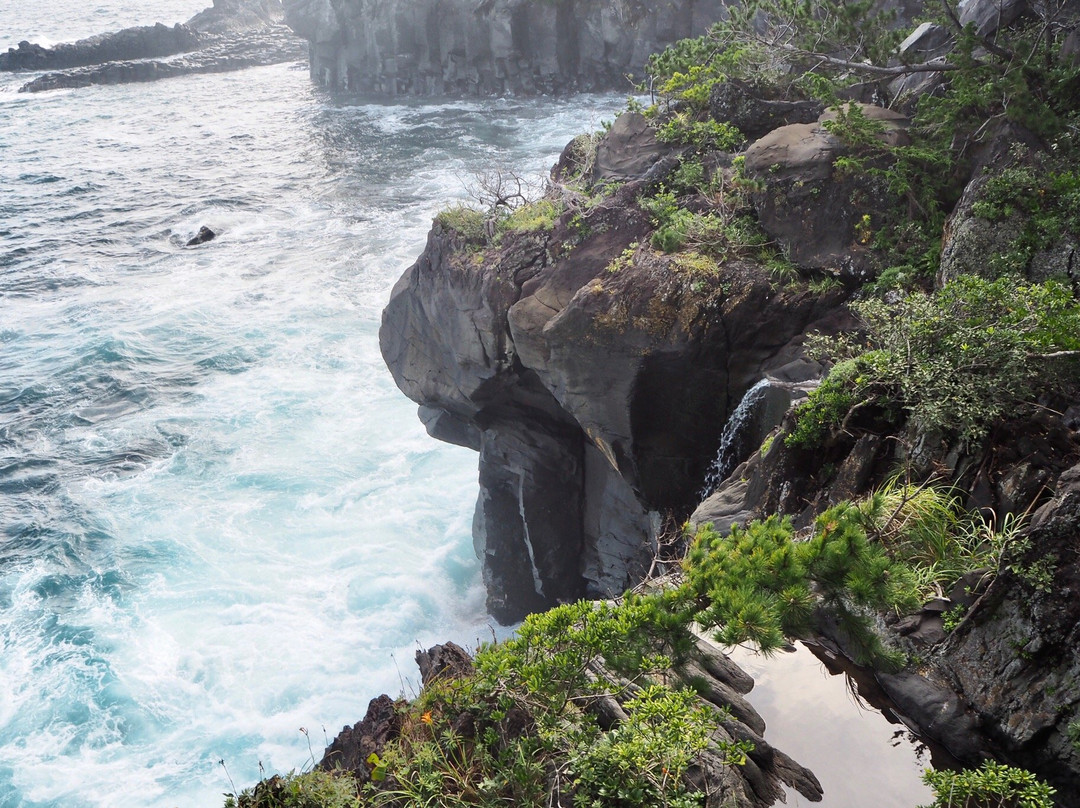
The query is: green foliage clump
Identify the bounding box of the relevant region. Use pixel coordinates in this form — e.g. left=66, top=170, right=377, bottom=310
left=789, top=275, right=1080, bottom=448
left=570, top=686, right=728, bottom=808
left=639, top=188, right=775, bottom=263
left=655, top=115, right=744, bottom=152
left=920, top=761, right=1056, bottom=808
left=856, top=479, right=1023, bottom=598
left=786, top=351, right=896, bottom=449
left=226, top=770, right=360, bottom=808
left=970, top=156, right=1080, bottom=276
left=676, top=506, right=919, bottom=663
left=345, top=597, right=726, bottom=808
left=434, top=204, right=487, bottom=243
left=499, top=198, right=563, bottom=235
left=1068, top=719, right=1080, bottom=753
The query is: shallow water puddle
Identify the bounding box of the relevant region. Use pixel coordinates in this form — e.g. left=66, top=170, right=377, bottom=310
left=727, top=641, right=957, bottom=807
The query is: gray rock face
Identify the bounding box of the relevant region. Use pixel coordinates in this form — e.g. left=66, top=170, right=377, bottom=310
left=282, top=0, right=728, bottom=95
left=743, top=104, right=908, bottom=278
left=939, top=465, right=1080, bottom=793
left=380, top=136, right=852, bottom=621
left=958, top=0, right=1029, bottom=37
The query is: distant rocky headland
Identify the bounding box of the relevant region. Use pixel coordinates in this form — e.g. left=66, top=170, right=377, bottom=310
left=1, top=0, right=306, bottom=92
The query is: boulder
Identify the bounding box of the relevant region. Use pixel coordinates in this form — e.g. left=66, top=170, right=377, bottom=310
left=898, top=21, right=953, bottom=61
left=744, top=105, right=908, bottom=278
left=707, top=80, right=822, bottom=141
left=593, top=113, right=674, bottom=183
left=958, top=0, right=1029, bottom=38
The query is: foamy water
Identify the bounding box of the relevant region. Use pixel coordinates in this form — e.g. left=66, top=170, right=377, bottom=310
left=0, top=13, right=624, bottom=802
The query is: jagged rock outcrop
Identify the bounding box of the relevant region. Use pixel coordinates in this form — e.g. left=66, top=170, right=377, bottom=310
left=282, top=0, right=729, bottom=95
left=1, top=24, right=204, bottom=71
left=5, top=0, right=305, bottom=93
left=318, top=640, right=823, bottom=807
left=380, top=117, right=853, bottom=622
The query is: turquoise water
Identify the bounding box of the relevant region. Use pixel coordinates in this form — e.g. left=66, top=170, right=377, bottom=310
left=0, top=9, right=622, bottom=803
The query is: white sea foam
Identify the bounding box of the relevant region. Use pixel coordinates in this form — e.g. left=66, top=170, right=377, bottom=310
left=0, top=31, right=621, bottom=805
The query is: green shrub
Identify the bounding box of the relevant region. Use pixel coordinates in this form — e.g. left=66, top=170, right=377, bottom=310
left=435, top=204, right=487, bottom=242
left=920, top=761, right=1055, bottom=808
left=499, top=198, right=562, bottom=235
left=225, top=770, right=360, bottom=808
left=570, top=686, right=733, bottom=808
left=790, top=276, right=1080, bottom=448
left=655, top=114, right=744, bottom=152
left=970, top=157, right=1080, bottom=276
left=676, top=506, right=918, bottom=663
left=856, top=478, right=1023, bottom=598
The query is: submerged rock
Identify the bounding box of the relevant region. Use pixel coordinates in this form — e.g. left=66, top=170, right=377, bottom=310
left=186, top=225, right=217, bottom=246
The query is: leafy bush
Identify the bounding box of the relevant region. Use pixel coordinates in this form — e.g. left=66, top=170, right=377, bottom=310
left=225, top=770, right=360, bottom=808
left=499, top=198, right=562, bottom=235
left=970, top=156, right=1080, bottom=276
left=790, top=275, right=1080, bottom=448
left=655, top=115, right=744, bottom=152
left=920, top=761, right=1056, bottom=808
left=570, top=686, right=728, bottom=808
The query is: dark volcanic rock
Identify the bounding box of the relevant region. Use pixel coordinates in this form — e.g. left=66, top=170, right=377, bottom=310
left=319, top=693, right=401, bottom=781
left=415, top=641, right=474, bottom=686
left=708, top=80, right=823, bottom=142
left=744, top=104, right=909, bottom=279
left=9, top=0, right=304, bottom=93
left=186, top=226, right=217, bottom=246
left=938, top=463, right=1080, bottom=792
left=283, top=0, right=729, bottom=96
left=381, top=152, right=853, bottom=622
left=1, top=24, right=204, bottom=72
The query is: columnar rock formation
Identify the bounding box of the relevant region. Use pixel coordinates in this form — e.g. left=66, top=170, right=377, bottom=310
left=283, top=0, right=729, bottom=95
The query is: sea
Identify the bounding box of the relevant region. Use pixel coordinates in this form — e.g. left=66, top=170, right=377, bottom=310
left=0, top=2, right=628, bottom=805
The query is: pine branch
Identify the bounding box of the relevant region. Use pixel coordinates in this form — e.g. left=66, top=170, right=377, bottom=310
left=771, top=41, right=961, bottom=76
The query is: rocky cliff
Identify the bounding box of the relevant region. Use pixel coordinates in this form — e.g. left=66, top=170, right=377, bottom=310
left=379, top=123, right=855, bottom=621
left=282, top=0, right=728, bottom=94
left=377, top=0, right=1080, bottom=797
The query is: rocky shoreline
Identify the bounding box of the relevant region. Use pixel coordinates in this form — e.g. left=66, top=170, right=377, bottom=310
left=2, top=0, right=305, bottom=93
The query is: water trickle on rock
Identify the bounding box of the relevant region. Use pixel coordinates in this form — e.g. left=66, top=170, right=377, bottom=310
left=702, top=379, right=773, bottom=497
